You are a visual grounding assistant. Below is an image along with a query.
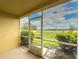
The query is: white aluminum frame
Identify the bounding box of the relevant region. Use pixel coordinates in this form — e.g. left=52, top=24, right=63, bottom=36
left=28, top=11, right=44, bottom=57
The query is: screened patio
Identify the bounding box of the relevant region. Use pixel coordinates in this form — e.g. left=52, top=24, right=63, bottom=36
left=20, top=0, right=77, bottom=59
left=0, top=0, right=77, bottom=59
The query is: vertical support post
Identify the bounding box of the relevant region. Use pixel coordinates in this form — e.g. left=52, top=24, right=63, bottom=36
left=41, top=11, right=43, bottom=56
left=28, top=19, right=31, bottom=49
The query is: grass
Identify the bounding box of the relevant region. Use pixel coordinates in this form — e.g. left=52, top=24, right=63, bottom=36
left=32, top=31, right=66, bottom=47
left=32, top=30, right=77, bottom=47
left=33, top=38, right=59, bottom=47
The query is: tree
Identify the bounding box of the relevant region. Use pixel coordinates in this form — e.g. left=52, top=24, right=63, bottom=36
left=22, top=22, right=37, bottom=30
left=31, top=25, right=37, bottom=30
left=69, top=25, right=76, bottom=33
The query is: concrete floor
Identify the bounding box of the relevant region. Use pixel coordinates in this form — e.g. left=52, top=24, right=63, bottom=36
left=0, top=47, right=42, bottom=59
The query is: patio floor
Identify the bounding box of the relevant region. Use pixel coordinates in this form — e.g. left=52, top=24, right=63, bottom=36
left=0, top=47, right=42, bottom=59
left=0, top=47, right=76, bottom=59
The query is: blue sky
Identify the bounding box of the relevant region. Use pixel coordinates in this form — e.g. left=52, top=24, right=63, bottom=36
left=64, top=13, right=77, bottom=20
left=21, top=0, right=78, bottom=29
left=29, top=12, right=41, bottom=20
left=63, top=0, right=77, bottom=20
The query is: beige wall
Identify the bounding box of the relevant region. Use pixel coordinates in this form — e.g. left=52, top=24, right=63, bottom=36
left=0, top=12, right=20, bottom=53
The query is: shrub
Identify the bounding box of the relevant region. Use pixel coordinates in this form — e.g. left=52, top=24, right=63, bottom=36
left=21, top=30, right=34, bottom=46
left=56, top=32, right=77, bottom=55
left=56, top=32, right=77, bottom=44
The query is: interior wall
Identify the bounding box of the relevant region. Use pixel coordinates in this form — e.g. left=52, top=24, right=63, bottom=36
left=0, top=12, right=20, bottom=53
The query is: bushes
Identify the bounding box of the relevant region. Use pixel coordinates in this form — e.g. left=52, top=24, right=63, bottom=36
left=21, top=30, right=34, bottom=46
left=56, top=32, right=77, bottom=56
left=56, top=32, right=77, bottom=44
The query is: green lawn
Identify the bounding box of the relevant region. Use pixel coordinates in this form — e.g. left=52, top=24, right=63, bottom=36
left=32, top=30, right=77, bottom=47
left=32, top=31, right=65, bottom=47
left=33, top=38, right=59, bottom=47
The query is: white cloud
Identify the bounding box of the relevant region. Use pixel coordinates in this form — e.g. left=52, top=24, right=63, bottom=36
left=70, top=0, right=77, bottom=2
left=64, top=10, right=77, bottom=15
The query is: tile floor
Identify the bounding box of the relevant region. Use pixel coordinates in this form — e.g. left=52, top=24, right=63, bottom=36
left=0, top=47, right=43, bottom=59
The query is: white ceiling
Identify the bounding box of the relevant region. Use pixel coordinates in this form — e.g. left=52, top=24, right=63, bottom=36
left=0, top=0, right=68, bottom=17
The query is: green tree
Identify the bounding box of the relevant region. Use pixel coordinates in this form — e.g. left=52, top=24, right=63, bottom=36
left=31, top=25, right=37, bottom=30
left=22, top=23, right=37, bottom=30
